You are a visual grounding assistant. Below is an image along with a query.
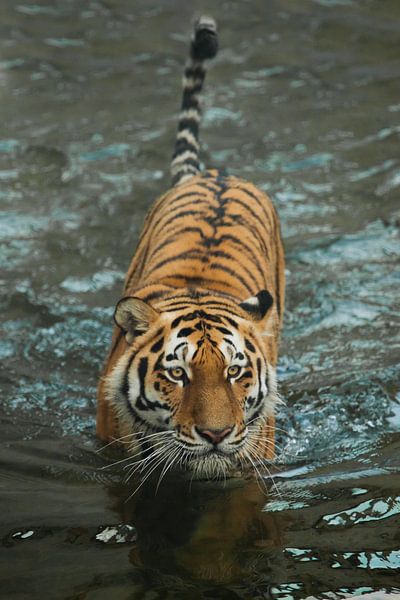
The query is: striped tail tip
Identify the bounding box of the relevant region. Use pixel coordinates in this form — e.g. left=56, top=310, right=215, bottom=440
left=191, top=16, right=218, bottom=62
left=171, top=16, right=218, bottom=187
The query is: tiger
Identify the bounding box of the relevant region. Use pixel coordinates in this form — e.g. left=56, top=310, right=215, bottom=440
left=97, top=16, right=285, bottom=480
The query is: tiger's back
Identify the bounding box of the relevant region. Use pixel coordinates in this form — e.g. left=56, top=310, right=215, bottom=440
left=97, top=17, right=285, bottom=479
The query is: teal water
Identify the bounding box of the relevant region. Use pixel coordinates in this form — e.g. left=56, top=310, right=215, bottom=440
left=0, top=1, right=399, bottom=598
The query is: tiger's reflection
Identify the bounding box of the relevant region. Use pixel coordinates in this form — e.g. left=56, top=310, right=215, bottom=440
left=110, top=474, right=282, bottom=583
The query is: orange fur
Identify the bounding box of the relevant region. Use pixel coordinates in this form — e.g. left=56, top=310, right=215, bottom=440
left=96, top=18, right=285, bottom=477
left=97, top=171, right=284, bottom=463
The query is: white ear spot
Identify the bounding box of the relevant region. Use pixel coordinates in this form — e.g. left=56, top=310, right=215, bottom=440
left=239, top=290, right=273, bottom=320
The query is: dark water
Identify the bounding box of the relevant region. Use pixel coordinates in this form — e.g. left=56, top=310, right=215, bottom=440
left=1, top=0, right=399, bottom=598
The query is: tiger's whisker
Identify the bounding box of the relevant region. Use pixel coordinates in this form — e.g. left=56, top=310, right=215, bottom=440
left=125, top=441, right=176, bottom=480
left=243, top=449, right=269, bottom=495
left=100, top=435, right=174, bottom=470
left=125, top=443, right=178, bottom=499
left=155, top=446, right=182, bottom=493
left=244, top=439, right=282, bottom=499
left=96, top=431, right=144, bottom=453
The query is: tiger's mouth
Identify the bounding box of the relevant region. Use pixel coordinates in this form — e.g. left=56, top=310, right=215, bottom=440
left=186, top=452, right=237, bottom=479
left=121, top=423, right=265, bottom=483
left=173, top=436, right=247, bottom=461
left=168, top=437, right=249, bottom=479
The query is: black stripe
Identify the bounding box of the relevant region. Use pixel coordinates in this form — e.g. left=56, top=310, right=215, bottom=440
left=211, top=251, right=262, bottom=289
left=181, top=95, right=201, bottom=112
left=147, top=250, right=208, bottom=276
left=148, top=223, right=209, bottom=252
left=154, top=351, right=165, bottom=370
left=121, top=352, right=136, bottom=398
left=162, top=296, right=193, bottom=306
left=170, top=309, right=224, bottom=329
left=138, top=357, right=148, bottom=399
left=171, top=312, right=197, bottom=328
left=147, top=231, right=191, bottom=264
left=195, top=180, right=220, bottom=193
left=223, top=211, right=270, bottom=259
left=200, top=304, right=243, bottom=319
left=162, top=304, right=193, bottom=312
left=214, top=326, right=232, bottom=336
left=246, top=396, right=256, bottom=409
left=178, top=327, right=195, bottom=337
left=239, top=215, right=270, bottom=259
left=142, top=289, right=167, bottom=302
left=177, top=118, right=199, bottom=136
left=241, top=370, right=253, bottom=379
left=172, top=341, right=187, bottom=356
left=205, top=232, right=265, bottom=273
left=225, top=195, right=267, bottom=231
left=222, top=316, right=240, bottom=328
left=172, top=139, right=199, bottom=159
left=173, top=156, right=201, bottom=170
left=208, top=249, right=265, bottom=287
left=135, top=357, right=167, bottom=412
left=209, top=262, right=253, bottom=294
left=198, top=311, right=222, bottom=323
left=265, top=371, right=270, bottom=394
left=150, top=336, right=164, bottom=353
left=184, top=66, right=205, bottom=79
left=235, top=185, right=274, bottom=229
left=245, top=339, right=256, bottom=353
left=162, top=274, right=239, bottom=290
left=153, top=209, right=204, bottom=233
left=171, top=190, right=208, bottom=203
left=254, top=358, right=264, bottom=409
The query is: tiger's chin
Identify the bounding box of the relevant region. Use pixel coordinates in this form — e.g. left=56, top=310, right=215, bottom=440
left=186, top=453, right=238, bottom=480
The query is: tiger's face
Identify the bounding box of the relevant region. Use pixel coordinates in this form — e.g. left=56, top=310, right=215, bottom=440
left=106, top=291, right=278, bottom=478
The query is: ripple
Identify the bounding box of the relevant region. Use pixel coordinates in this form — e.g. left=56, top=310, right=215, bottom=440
left=332, top=550, right=400, bottom=570
left=0, top=139, right=21, bottom=153
left=203, top=107, right=243, bottom=125
left=349, top=159, right=397, bottom=182
left=27, top=317, right=109, bottom=367
left=376, top=169, right=400, bottom=195
left=78, top=143, right=132, bottom=162
left=95, top=524, right=137, bottom=545
left=1, top=1, right=400, bottom=596
left=0, top=211, right=50, bottom=240
left=16, top=4, right=64, bottom=16
left=45, top=38, right=86, bottom=48
left=283, top=153, right=333, bottom=172
left=60, top=269, right=124, bottom=293
left=294, top=221, right=400, bottom=266
left=318, top=496, right=400, bottom=528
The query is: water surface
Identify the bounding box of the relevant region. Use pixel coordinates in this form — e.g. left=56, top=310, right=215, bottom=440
left=1, top=0, right=399, bottom=598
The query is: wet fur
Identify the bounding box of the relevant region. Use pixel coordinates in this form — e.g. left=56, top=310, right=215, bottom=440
left=97, top=18, right=285, bottom=479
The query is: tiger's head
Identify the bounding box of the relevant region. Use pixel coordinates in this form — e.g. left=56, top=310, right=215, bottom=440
left=106, top=289, right=279, bottom=479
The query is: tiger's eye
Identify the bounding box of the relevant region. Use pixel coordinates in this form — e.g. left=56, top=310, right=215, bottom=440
left=227, top=365, right=241, bottom=378
left=169, top=367, right=184, bottom=380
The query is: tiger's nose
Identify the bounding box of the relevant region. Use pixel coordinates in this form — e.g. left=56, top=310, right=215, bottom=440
left=195, top=426, right=234, bottom=445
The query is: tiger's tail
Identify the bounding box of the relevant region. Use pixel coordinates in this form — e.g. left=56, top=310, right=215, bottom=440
left=171, top=16, right=218, bottom=187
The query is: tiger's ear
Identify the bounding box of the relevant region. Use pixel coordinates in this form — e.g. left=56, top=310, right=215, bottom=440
left=239, top=290, right=273, bottom=321
left=114, top=296, right=159, bottom=344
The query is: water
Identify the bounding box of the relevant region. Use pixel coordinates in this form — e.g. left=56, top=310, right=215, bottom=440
left=1, top=0, right=399, bottom=598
